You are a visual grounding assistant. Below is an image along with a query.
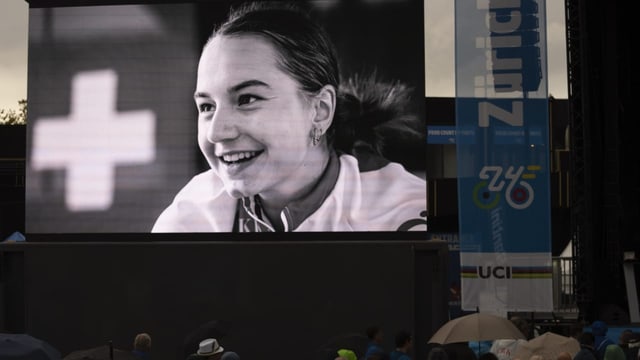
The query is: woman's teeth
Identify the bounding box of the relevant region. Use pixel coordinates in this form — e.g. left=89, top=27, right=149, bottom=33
left=222, top=151, right=258, bottom=163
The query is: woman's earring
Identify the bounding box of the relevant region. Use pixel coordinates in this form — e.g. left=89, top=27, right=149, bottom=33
left=311, top=126, right=322, bottom=146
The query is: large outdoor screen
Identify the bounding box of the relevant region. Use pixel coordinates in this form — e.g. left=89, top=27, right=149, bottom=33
left=25, top=0, right=427, bottom=236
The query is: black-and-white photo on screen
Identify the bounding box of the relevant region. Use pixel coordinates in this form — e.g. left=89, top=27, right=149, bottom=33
left=26, top=0, right=427, bottom=234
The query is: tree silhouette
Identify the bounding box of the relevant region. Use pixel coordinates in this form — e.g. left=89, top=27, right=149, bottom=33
left=0, top=99, right=27, bottom=125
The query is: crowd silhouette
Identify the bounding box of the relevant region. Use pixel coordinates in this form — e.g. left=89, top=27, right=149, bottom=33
left=4, top=318, right=639, bottom=360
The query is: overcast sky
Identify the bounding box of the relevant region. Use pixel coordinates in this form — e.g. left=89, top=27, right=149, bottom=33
left=0, top=0, right=567, bottom=111
left=1, top=0, right=28, bottom=111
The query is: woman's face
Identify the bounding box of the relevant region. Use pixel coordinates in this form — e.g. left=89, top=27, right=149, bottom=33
left=195, top=35, right=323, bottom=200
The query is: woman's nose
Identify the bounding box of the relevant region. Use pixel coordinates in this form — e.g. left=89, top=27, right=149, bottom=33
left=206, top=106, right=238, bottom=143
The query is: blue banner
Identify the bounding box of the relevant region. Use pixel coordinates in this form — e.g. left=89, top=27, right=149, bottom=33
left=427, top=125, right=477, bottom=144
left=427, top=126, right=457, bottom=144
left=455, top=0, right=553, bottom=312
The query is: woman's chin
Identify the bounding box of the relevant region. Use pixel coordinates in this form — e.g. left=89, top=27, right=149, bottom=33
left=224, top=183, right=257, bottom=199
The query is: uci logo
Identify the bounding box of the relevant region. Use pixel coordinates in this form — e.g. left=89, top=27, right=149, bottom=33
left=477, top=265, right=512, bottom=279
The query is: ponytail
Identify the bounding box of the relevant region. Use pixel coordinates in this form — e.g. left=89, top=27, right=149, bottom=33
left=330, top=73, right=423, bottom=161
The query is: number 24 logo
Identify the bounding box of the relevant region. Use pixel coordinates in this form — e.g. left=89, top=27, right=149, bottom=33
left=472, top=165, right=539, bottom=210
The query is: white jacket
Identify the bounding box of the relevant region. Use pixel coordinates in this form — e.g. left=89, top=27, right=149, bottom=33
left=152, top=153, right=427, bottom=232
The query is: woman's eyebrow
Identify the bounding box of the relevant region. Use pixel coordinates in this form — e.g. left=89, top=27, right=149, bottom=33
left=228, top=79, right=271, bottom=93
left=193, top=91, right=210, bottom=100
left=193, top=80, right=271, bottom=100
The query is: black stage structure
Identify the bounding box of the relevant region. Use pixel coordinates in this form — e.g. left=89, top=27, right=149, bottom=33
left=564, top=0, right=640, bottom=324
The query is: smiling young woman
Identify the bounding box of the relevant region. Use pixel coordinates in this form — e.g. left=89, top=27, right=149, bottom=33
left=152, top=1, right=427, bottom=233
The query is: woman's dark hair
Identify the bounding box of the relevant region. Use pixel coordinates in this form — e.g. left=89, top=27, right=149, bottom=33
left=212, top=2, right=339, bottom=95
left=209, top=2, right=422, bottom=159
left=335, top=74, right=422, bottom=159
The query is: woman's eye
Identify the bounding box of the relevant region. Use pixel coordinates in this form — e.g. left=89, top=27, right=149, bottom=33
left=198, top=103, right=214, bottom=113
left=238, top=94, right=260, bottom=106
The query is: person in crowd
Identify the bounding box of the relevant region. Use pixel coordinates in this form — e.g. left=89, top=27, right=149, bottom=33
left=220, top=352, right=240, bottom=360
left=182, top=320, right=231, bottom=359
left=335, top=348, right=358, bottom=360
left=574, top=331, right=598, bottom=360
left=619, top=330, right=633, bottom=346
left=469, top=341, right=492, bottom=359
left=489, top=317, right=530, bottom=360
left=132, top=333, right=151, bottom=360
left=556, top=351, right=572, bottom=360
left=389, top=330, right=412, bottom=360
left=618, top=330, right=640, bottom=360
left=151, top=1, right=427, bottom=233
left=619, top=330, right=633, bottom=359
left=592, top=321, right=615, bottom=360
left=364, top=326, right=388, bottom=360
left=625, top=332, right=640, bottom=360
left=187, top=338, right=225, bottom=360
left=604, top=344, right=627, bottom=360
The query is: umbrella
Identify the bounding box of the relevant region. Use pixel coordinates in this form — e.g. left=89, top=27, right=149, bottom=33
left=512, top=332, right=580, bottom=360
left=63, top=344, right=138, bottom=360
left=0, top=333, right=61, bottom=360
left=428, top=313, right=526, bottom=344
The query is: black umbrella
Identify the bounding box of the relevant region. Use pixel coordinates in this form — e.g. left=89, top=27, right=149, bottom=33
left=0, top=333, right=62, bottom=360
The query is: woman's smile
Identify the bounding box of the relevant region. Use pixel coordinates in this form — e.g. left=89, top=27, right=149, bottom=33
left=218, top=150, right=263, bottom=165
left=217, top=149, right=265, bottom=177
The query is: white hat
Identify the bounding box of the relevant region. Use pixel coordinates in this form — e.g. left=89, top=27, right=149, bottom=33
left=197, top=338, right=224, bottom=356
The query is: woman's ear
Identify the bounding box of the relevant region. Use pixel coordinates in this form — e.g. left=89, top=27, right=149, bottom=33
left=312, top=84, right=336, bottom=131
